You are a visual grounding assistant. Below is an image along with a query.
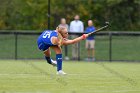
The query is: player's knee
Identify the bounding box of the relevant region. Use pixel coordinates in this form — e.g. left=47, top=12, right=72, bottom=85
left=44, top=50, right=50, bottom=56
left=51, top=46, right=62, bottom=54
left=56, top=50, right=62, bottom=54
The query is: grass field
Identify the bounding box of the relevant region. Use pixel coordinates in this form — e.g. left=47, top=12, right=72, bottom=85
left=0, top=60, right=140, bottom=93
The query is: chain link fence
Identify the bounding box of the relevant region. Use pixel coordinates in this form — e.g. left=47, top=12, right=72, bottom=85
left=0, top=31, right=140, bottom=62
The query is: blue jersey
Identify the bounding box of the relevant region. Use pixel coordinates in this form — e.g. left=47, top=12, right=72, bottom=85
left=85, top=26, right=95, bottom=40
left=37, top=30, right=58, bottom=51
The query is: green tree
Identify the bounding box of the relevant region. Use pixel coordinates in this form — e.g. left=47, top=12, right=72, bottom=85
left=0, top=0, right=139, bottom=31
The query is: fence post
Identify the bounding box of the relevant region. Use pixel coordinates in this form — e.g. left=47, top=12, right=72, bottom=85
left=77, top=42, right=80, bottom=61
left=109, top=32, right=112, bottom=62
left=47, top=0, right=51, bottom=29
left=64, top=46, right=68, bottom=57
left=15, top=33, right=18, bottom=60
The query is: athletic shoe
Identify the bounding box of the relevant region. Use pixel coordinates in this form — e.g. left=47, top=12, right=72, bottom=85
left=56, top=70, right=67, bottom=75
left=51, top=59, right=57, bottom=67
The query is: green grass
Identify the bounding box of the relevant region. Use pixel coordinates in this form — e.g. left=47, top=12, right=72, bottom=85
left=0, top=60, right=140, bottom=93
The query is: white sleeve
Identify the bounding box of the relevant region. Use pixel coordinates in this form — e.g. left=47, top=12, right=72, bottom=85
left=66, top=24, right=69, bottom=31
left=81, top=22, right=84, bottom=32
left=69, top=22, right=72, bottom=32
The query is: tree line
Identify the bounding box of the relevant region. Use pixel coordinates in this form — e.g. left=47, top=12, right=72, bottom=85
left=0, top=0, right=139, bottom=31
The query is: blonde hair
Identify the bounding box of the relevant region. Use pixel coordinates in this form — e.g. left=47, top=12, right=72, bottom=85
left=56, top=25, right=67, bottom=33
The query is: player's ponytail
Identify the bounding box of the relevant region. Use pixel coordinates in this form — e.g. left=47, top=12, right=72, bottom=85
left=56, top=26, right=59, bottom=30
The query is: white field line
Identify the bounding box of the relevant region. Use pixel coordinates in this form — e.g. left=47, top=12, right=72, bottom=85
left=91, top=90, right=140, bottom=93
left=0, top=73, right=98, bottom=76
left=0, top=73, right=42, bottom=76
left=113, top=90, right=140, bottom=92
left=0, top=92, right=51, bottom=93
left=0, top=73, right=127, bottom=77
left=1, top=90, right=140, bottom=93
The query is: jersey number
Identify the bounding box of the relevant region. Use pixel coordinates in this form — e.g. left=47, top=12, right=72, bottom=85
left=43, top=31, right=51, bottom=38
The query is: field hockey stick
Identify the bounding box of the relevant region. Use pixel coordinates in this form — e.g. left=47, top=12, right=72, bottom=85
left=88, top=22, right=109, bottom=36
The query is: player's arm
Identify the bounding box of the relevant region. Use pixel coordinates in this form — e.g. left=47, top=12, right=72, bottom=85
left=52, top=34, right=89, bottom=46
left=62, top=34, right=88, bottom=45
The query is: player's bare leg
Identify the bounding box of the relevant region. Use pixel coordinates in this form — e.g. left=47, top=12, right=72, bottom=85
left=44, top=48, right=57, bottom=66
left=44, top=48, right=51, bottom=56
